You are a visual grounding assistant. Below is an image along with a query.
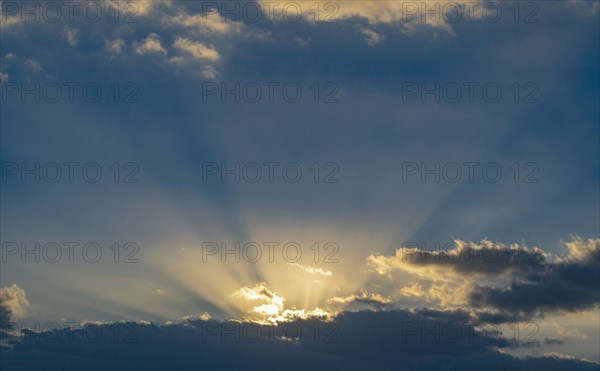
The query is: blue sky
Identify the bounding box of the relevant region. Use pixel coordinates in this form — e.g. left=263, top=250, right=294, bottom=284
left=1, top=1, right=599, bottom=369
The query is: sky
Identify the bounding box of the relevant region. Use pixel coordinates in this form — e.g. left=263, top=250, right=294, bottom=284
left=0, top=0, right=599, bottom=370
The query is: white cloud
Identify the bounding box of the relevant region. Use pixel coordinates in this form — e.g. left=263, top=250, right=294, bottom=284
left=330, top=289, right=391, bottom=307
left=553, top=322, right=588, bottom=340
left=562, top=237, right=599, bottom=262
left=232, top=283, right=329, bottom=323
left=0, top=284, right=30, bottom=321
left=152, top=288, right=166, bottom=296
left=399, top=282, right=425, bottom=298
left=172, top=38, right=220, bottom=62
left=292, top=37, right=310, bottom=47
left=288, top=262, right=333, bottom=277
left=168, top=56, right=185, bottom=65
left=257, top=0, right=473, bottom=29
left=543, top=352, right=579, bottom=360
left=167, top=11, right=243, bottom=34
left=200, top=65, right=219, bottom=79
left=0, top=14, right=21, bottom=28
left=360, top=27, right=384, bottom=46
left=134, top=33, right=167, bottom=55
left=233, top=283, right=285, bottom=320
left=199, top=312, right=211, bottom=321
left=180, top=312, right=212, bottom=321
left=101, top=0, right=172, bottom=17
left=104, top=37, right=125, bottom=54
left=64, top=27, right=78, bottom=47
left=25, top=58, right=42, bottom=72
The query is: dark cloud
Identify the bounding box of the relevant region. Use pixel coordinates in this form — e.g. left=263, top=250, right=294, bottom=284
left=1, top=310, right=597, bottom=370
left=469, top=239, right=600, bottom=319
left=0, top=285, right=29, bottom=333
left=373, top=239, right=600, bottom=321
left=0, top=301, right=12, bottom=327
left=388, top=241, right=547, bottom=276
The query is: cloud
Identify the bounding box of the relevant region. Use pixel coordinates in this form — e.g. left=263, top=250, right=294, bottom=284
left=288, top=263, right=333, bottom=277
left=134, top=33, right=167, bottom=55
left=256, top=0, right=465, bottom=31
left=1, top=310, right=597, bottom=370
left=563, top=237, right=600, bottom=262
left=200, top=65, right=219, bottom=79
left=292, top=37, right=310, bottom=47
left=63, top=27, right=78, bottom=47
left=360, top=28, right=384, bottom=46
left=199, top=312, right=211, bottom=321
left=399, top=281, right=426, bottom=298
left=369, top=238, right=600, bottom=321
left=151, top=288, right=166, bottom=296
left=172, top=38, right=220, bottom=62
left=100, top=0, right=172, bottom=17
left=180, top=312, right=211, bottom=321
left=330, top=289, right=392, bottom=310
left=25, top=58, right=42, bottom=73
left=167, top=11, right=244, bottom=35
left=544, top=337, right=565, bottom=345
left=553, top=322, right=587, bottom=340
left=469, top=238, right=600, bottom=319
left=368, top=240, right=547, bottom=278
left=103, top=38, right=125, bottom=54
left=0, top=284, right=30, bottom=325
left=232, top=283, right=286, bottom=321
left=3, top=52, right=16, bottom=61
left=232, top=283, right=329, bottom=323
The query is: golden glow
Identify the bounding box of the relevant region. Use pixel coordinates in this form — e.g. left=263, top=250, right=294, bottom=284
left=232, top=283, right=332, bottom=324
